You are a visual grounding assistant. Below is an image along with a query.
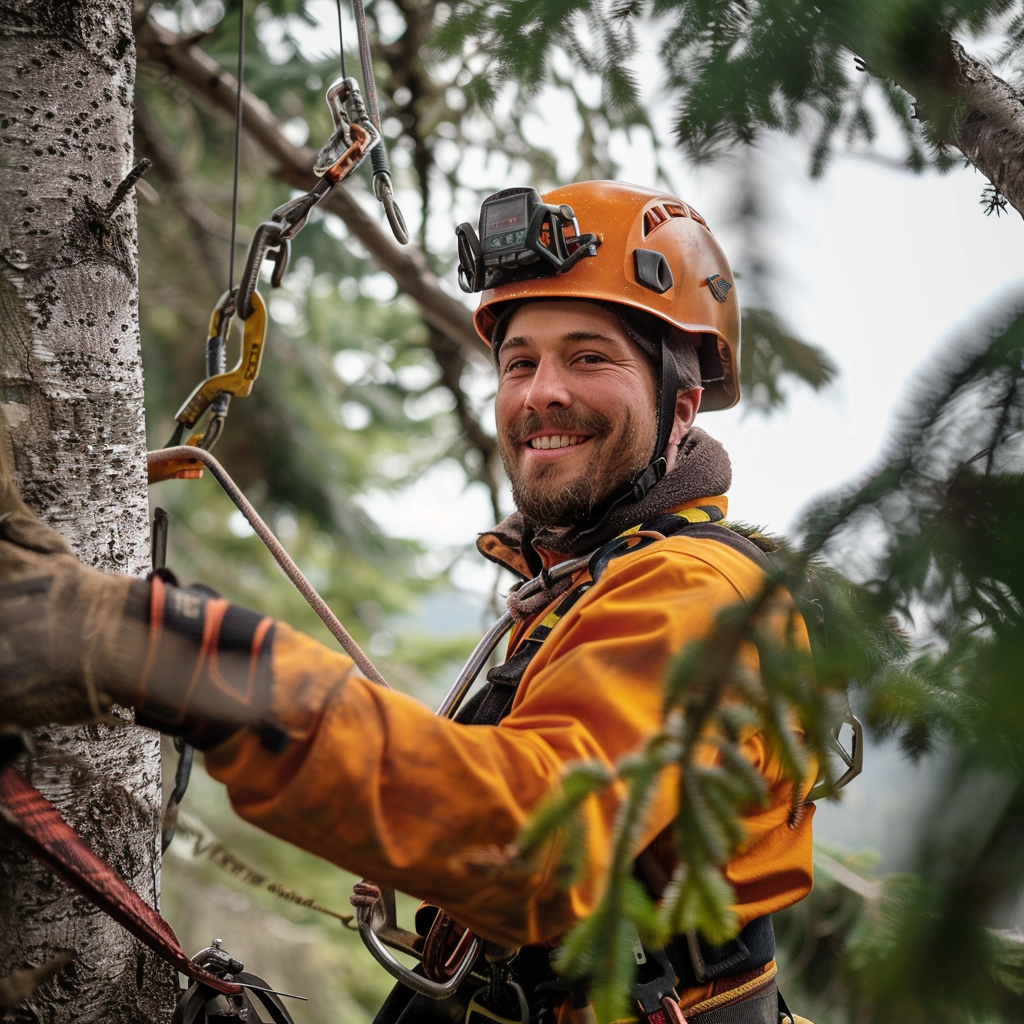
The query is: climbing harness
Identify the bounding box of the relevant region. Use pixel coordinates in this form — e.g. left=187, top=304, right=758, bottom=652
left=357, top=507, right=862, bottom=1023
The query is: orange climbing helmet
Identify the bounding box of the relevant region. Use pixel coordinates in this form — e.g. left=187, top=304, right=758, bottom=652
left=456, top=180, right=740, bottom=411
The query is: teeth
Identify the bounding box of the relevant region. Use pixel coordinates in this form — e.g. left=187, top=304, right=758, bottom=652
left=530, top=435, right=584, bottom=450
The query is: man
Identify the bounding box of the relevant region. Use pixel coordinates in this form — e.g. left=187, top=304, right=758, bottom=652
left=0, top=182, right=814, bottom=1022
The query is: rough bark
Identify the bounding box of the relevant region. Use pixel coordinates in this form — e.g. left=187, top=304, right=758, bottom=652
left=132, top=7, right=486, bottom=364
left=0, top=2, right=173, bottom=1021
left=948, top=41, right=1024, bottom=221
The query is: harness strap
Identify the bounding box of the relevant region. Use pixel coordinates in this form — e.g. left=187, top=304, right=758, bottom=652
left=666, top=916, right=776, bottom=989
left=687, top=977, right=780, bottom=1024
left=0, top=765, right=242, bottom=996
left=374, top=506, right=797, bottom=1024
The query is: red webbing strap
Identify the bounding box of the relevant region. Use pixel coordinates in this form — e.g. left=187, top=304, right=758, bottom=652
left=0, top=765, right=242, bottom=996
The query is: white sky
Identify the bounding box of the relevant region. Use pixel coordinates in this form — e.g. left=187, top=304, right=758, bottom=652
left=693, top=143, right=1024, bottom=532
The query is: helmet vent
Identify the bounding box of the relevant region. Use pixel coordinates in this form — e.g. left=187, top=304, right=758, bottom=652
left=642, top=202, right=687, bottom=236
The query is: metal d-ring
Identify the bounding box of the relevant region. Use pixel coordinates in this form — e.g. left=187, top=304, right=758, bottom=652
left=356, top=900, right=481, bottom=999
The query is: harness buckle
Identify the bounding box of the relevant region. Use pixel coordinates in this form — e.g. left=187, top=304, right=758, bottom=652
left=633, top=946, right=687, bottom=1024
left=465, top=963, right=530, bottom=1024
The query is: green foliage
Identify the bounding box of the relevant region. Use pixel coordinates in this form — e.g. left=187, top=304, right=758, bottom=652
left=440, top=0, right=1021, bottom=176
left=740, top=308, right=838, bottom=413
left=555, top=876, right=663, bottom=1023
left=514, top=303, right=1024, bottom=1018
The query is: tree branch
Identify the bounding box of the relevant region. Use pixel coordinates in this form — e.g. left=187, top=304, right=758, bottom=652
left=947, top=41, right=1024, bottom=221
left=132, top=7, right=486, bottom=363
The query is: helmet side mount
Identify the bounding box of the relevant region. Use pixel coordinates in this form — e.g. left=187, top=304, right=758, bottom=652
left=633, top=249, right=674, bottom=294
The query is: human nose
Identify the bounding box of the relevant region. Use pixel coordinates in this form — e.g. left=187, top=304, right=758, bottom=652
left=523, top=358, right=573, bottom=411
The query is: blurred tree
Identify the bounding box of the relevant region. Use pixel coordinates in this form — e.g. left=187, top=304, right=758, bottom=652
left=438, top=0, right=1024, bottom=216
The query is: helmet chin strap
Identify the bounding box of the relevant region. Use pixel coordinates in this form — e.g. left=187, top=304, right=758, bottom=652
left=628, top=341, right=680, bottom=500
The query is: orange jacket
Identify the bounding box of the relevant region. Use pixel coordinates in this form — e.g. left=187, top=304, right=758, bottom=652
left=204, top=494, right=814, bottom=950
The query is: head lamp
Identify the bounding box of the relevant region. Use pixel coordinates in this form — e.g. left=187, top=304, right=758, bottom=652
left=456, top=186, right=599, bottom=294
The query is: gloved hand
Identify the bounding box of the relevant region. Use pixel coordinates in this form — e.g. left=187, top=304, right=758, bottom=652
left=0, top=421, right=279, bottom=750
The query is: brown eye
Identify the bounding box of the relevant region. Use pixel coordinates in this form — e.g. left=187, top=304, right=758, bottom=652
left=502, top=358, right=534, bottom=375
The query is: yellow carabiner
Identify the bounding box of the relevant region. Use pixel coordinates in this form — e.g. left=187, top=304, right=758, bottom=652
left=174, top=290, right=267, bottom=430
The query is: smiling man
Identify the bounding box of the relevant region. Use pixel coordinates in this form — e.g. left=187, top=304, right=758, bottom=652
left=494, top=300, right=699, bottom=533
left=0, top=182, right=814, bottom=1024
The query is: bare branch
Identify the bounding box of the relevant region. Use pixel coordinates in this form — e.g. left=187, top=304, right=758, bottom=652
left=133, top=9, right=486, bottom=363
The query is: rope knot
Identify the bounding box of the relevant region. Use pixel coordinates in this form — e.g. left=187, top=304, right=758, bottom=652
left=506, top=573, right=573, bottom=622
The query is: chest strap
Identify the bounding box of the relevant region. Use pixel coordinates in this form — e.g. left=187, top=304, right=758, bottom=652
left=461, top=505, right=741, bottom=727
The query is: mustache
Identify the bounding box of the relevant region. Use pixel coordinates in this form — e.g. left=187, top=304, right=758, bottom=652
left=503, top=408, right=612, bottom=446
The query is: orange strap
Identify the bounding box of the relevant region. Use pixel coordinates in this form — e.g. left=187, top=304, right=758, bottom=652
left=0, top=765, right=242, bottom=995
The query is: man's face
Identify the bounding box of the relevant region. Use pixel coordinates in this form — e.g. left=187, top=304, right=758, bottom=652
left=494, top=300, right=659, bottom=528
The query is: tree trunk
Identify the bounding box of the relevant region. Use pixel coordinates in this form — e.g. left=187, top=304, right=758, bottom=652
left=0, top=3, right=173, bottom=1021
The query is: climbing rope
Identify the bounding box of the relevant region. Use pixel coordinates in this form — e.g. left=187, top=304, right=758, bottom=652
left=147, top=446, right=389, bottom=688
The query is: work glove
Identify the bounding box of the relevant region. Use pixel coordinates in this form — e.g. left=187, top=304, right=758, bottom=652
left=0, top=421, right=279, bottom=751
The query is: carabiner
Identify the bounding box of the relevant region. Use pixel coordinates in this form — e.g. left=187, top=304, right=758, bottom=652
left=356, top=891, right=482, bottom=999
left=321, top=119, right=379, bottom=185
left=315, top=77, right=380, bottom=178
left=173, top=290, right=267, bottom=433
left=149, top=290, right=266, bottom=484
left=238, top=223, right=285, bottom=321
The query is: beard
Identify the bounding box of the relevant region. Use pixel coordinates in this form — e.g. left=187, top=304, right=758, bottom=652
left=498, top=406, right=655, bottom=529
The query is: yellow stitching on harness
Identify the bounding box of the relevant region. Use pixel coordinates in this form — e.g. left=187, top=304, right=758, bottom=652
left=684, top=961, right=778, bottom=1015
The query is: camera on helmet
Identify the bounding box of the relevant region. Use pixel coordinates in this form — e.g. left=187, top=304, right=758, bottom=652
left=456, top=186, right=599, bottom=294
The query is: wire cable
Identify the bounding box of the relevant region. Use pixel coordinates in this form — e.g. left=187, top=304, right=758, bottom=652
left=228, top=0, right=246, bottom=293
left=336, top=0, right=347, bottom=80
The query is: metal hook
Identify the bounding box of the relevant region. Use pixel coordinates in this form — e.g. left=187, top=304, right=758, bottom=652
left=375, top=171, right=409, bottom=245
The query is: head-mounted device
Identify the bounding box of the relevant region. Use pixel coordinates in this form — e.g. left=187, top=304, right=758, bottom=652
left=456, top=187, right=600, bottom=294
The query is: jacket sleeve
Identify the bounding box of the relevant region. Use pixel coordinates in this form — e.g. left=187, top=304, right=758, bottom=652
left=203, top=537, right=814, bottom=947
